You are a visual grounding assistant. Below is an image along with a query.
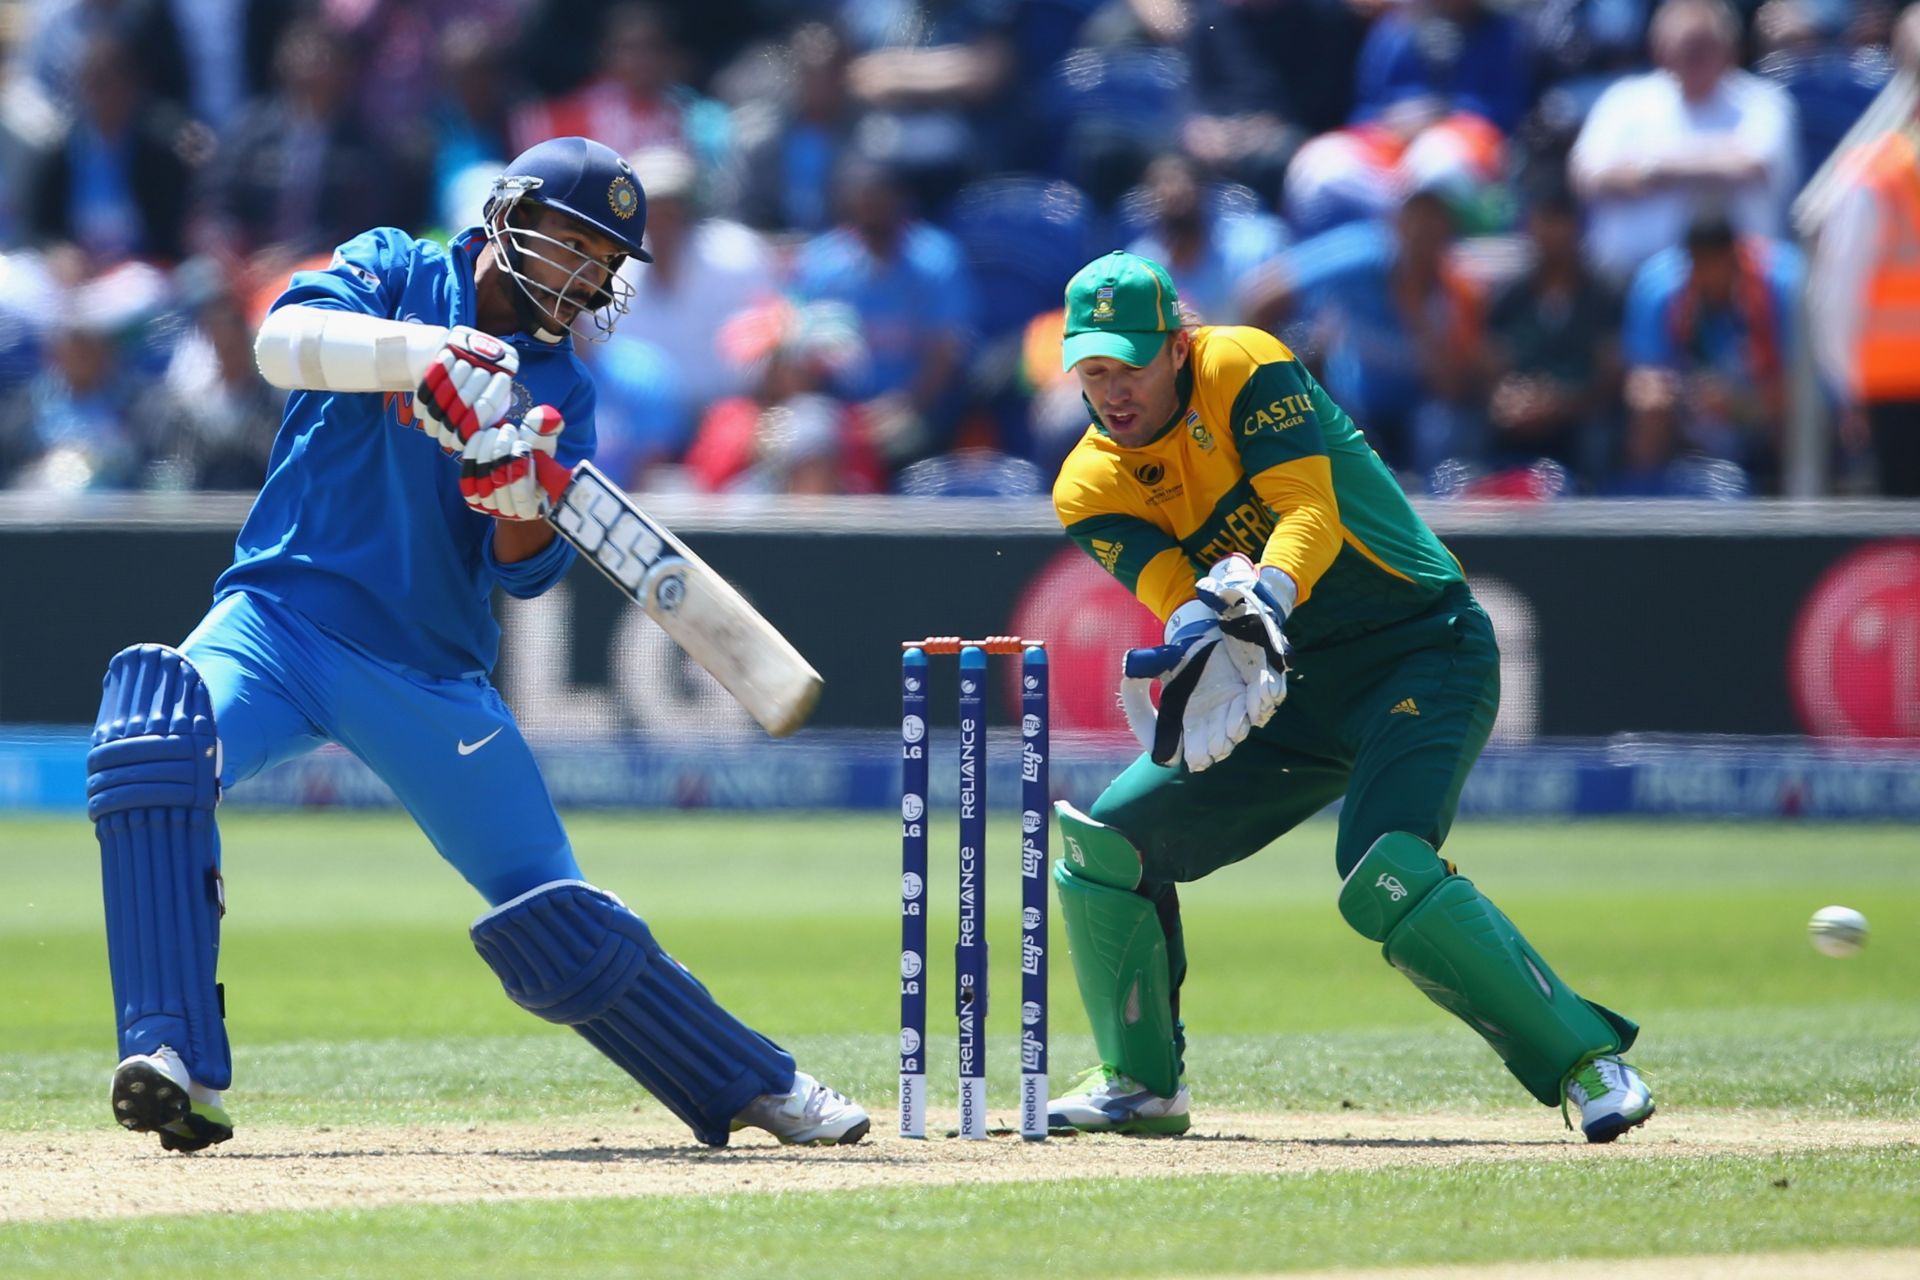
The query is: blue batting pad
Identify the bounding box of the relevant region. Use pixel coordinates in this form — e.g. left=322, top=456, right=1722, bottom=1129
left=471, top=880, right=795, bottom=1146
left=87, top=645, right=232, bottom=1090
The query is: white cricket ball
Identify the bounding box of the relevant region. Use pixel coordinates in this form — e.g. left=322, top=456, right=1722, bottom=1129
left=1807, top=905, right=1869, bottom=958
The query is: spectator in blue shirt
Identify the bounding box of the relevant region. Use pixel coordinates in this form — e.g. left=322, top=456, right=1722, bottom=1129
left=0, top=306, right=155, bottom=491
left=1124, top=152, right=1290, bottom=325
left=1618, top=214, right=1802, bottom=492
left=789, top=154, right=977, bottom=470
left=1755, top=0, right=1894, bottom=178
left=733, top=23, right=860, bottom=236
left=1247, top=188, right=1490, bottom=480
left=1353, top=0, right=1533, bottom=135
left=23, top=29, right=192, bottom=264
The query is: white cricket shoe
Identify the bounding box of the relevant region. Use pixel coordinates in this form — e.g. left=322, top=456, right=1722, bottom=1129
left=1565, top=1054, right=1655, bottom=1144
left=731, top=1070, right=870, bottom=1146
left=111, top=1046, right=234, bottom=1153
left=1047, top=1064, right=1191, bottom=1135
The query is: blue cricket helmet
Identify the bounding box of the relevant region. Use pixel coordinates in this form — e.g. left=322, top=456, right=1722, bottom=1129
left=491, top=136, right=653, bottom=263
left=484, top=136, right=653, bottom=342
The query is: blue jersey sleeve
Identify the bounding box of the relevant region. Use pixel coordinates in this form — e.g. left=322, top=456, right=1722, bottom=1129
left=270, top=228, right=421, bottom=319
left=484, top=522, right=574, bottom=598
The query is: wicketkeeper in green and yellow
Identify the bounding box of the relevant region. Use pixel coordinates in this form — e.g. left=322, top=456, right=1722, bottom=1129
left=1045, top=251, right=1656, bottom=1142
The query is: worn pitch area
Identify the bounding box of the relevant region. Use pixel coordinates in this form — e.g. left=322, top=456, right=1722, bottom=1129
left=3, top=1110, right=1909, bottom=1223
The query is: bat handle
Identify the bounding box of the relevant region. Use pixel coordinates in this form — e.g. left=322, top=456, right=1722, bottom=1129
left=533, top=451, right=577, bottom=506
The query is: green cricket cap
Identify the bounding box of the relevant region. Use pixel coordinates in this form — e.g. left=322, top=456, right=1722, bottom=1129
left=1061, top=250, right=1182, bottom=372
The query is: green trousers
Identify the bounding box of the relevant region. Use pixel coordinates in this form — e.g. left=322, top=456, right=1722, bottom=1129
left=1089, top=584, right=1501, bottom=1045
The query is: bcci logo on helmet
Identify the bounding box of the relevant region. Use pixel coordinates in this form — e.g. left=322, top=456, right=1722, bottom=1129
left=608, top=175, right=641, bottom=219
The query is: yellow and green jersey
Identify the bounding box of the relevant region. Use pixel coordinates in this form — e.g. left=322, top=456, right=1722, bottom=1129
left=1052, top=326, right=1463, bottom=650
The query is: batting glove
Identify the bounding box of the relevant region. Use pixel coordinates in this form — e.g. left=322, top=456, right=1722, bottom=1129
left=460, top=405, right=564, bottom=521
left=413, top=327, right=519, bottom=454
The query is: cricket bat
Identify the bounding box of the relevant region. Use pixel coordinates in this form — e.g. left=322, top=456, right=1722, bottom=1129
left=527, top=451, right=823, bottom=736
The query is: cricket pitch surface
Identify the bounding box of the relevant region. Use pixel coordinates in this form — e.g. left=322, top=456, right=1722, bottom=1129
left=5, top=1110, right=1908, bottom=1223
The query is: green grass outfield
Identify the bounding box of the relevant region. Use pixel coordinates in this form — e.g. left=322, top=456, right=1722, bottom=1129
left=2, top=812, right=1916, bottom=1276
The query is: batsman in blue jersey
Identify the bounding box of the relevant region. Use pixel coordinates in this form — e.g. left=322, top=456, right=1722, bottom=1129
left=87, top=137, right=869, bottom=1152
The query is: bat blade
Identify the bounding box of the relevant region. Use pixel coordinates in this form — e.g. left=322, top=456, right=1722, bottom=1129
left=538, top=456, right=823, bottom=736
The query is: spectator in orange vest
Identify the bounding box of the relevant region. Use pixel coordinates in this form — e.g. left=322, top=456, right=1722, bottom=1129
left=1809, top=8, right=1920, bottom=496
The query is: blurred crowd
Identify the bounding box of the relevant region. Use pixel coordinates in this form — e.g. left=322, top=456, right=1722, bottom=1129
left=1, top=0, right=1918, bottom=499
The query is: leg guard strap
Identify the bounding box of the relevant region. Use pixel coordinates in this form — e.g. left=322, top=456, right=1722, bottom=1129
left=471, top=880, right=795, bottom=1146
left=88, top=645, right=231, bottom=1089
left=1340, top=833, right=1637, bottom=1106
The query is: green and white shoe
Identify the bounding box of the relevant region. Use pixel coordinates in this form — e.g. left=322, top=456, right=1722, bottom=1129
left=111, top=1047, right=233, bottom=1153
left=1047, top=1065, right=1191, bottom=1135
left=1564, top=1054, right=1654, bottom=1144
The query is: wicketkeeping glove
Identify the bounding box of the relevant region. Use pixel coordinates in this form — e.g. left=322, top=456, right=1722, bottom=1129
left=1119, top=607, right=1257, bottom=773
left=413, top=327, right=520, bottom=454
left=1195, top=554, right=1293, bottom=727
left=460, top=405, right=564, bottom=521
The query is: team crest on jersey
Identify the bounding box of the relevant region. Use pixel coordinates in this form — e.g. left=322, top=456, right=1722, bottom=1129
left=508, top=380, right=534, bottom=422
left=609, top=175, right=640, bottom=219
left=1091, top=285, right=1115, bottom=322
left=1185, top=411, right=1213, bottom=452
